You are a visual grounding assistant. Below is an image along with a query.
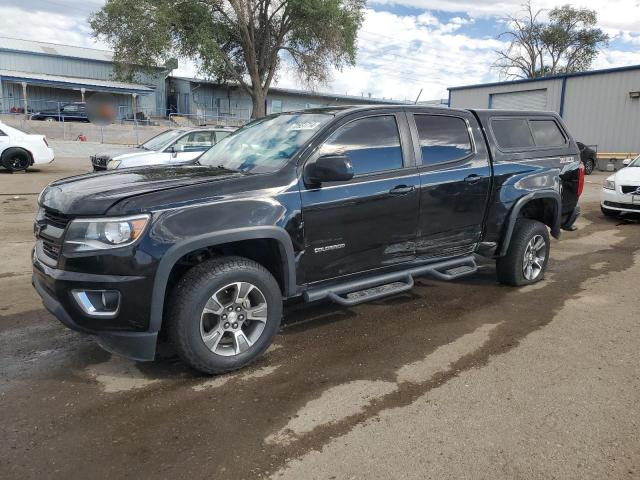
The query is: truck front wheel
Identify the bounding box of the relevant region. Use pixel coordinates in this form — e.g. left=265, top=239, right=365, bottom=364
left=167, top=256, right=282, bottom=374
left=496, top=219, right=550, bottom=286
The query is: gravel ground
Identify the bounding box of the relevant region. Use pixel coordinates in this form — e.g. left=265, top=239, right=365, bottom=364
left=0, top=157, right=638, bottom=480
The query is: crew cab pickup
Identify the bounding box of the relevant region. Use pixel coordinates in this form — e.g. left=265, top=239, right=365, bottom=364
left=32, top=106, right=583, bottom=374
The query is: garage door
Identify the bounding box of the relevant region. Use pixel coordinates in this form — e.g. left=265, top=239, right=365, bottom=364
left=490, top=89, right=547, bottom=110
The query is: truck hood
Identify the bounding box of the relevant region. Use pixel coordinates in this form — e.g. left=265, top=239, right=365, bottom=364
left=93, top=146, right=145, bottom=159
left=113, top=150, right=167, bottom=161
left=614, top=166, right=640, bottom=184
left=40, top=165, right=243, bottom=215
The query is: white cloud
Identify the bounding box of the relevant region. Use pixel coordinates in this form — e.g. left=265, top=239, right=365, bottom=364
left=368, top=0, right=640, bottom=32
left=1, top=1, right=639, bottom=102
left=276, top=8, right=506, bottom=100
left=0, top=5, right=106, bottom=50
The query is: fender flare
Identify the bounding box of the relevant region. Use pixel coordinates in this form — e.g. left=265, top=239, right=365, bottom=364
left=498, top=191, right=562, bottom=257
left=148, top=226, right=297, bottom=333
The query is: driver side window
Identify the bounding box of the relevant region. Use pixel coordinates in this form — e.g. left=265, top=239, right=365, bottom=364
left=318, top=115, right=404, bottom=176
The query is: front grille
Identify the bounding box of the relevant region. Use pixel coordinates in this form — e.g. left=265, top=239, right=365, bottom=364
left=92, top=156, right=109, bottom=167
left=41, top=240, right=61, bottom=260
left=621, top=185, right=640, bottom=194
left=36, top=208, right=73, bottom=263
left=604, top=201, right=640, bottom=211
left=44, top=210, right=71, bottom=230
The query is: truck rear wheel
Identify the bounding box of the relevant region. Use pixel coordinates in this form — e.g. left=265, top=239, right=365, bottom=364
left=167, top=256, right=282, bottom=374
left=496, top=219, right=550, bottom=286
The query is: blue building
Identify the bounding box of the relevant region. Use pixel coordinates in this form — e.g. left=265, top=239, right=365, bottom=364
left=0, top=37, right=168, bottom=118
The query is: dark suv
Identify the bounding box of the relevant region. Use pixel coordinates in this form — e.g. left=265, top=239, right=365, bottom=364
left=32, top=106, right=583, bottom=374
left=31, top=102, right=89, bottom=122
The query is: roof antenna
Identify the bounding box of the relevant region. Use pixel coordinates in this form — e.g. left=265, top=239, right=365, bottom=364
left=414, top=88, right=423, bottom=105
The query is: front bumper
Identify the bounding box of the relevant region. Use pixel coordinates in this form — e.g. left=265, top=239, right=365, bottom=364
left=601, top=187, right=640, bottom=213
left=32, top=253, right=158, bottom=361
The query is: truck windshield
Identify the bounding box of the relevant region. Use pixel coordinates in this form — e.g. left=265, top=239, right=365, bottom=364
left=629, top=154, right=640, bottom=167
left=198, top=112, right=333, bottom=173
left=141, top=130, right=186, bottom=150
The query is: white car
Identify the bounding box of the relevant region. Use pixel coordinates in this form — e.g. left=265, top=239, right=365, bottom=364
left=0, top=122, right=54, bottom=172
left=90, top=127, right=235, bottom=171
left=601, top=154, right=640, bottom=216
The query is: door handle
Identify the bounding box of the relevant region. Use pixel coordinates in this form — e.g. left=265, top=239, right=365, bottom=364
left=464, top=174, right=482, bottom=183
left=389, top=185, right=415, bottom=195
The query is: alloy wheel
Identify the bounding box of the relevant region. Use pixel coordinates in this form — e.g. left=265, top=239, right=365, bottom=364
left=199, top=281, right=268, bottom=356
left=522, top=234, right=547, bottom=281
left=10, top=155, right=29, bottom=171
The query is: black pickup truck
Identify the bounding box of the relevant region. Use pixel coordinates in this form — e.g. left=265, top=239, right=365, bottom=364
left=32, top=106, right=583, bottom=374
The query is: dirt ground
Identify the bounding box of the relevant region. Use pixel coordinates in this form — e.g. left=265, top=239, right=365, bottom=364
left=0, top=156, right=638, bottom=480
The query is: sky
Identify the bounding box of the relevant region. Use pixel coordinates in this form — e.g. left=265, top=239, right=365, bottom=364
left=1, top=0, right=639, bottom=101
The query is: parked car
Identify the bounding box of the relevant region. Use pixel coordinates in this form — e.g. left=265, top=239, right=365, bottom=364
left=601, top=153, right=640, bottom=217
left=90, top=127, right=234, bottom=171
left=33, top=106, right=583, bottom=374
left=576, top=141, right=597, bottom=175
left=30, top=102, right=89, bottom=122
left=0, top=121, right=54, bottom=172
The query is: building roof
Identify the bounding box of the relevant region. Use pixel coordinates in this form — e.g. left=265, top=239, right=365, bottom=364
left=172, top=76, right=408, bottom=104
left=448, top=64, right=640, bottom=91
left=0, top=70, right=153, bottom=94
left=0, top=36, right=114, bottom=63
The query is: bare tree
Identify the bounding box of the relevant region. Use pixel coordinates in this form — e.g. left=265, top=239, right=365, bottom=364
left=494, top=2, right=609, bottom=79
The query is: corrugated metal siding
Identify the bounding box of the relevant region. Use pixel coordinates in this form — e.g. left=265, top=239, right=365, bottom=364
left=185, top=81, right=387, bottom=119
left=0, top=50, right=166, bottom=115
left=450, top=78, right=563, bottom=111
left=562, top=70, right=640, bottom=152
left=0, top=82, right=133, bottom=113
left=0, top=37, right=113, bottom=62
left=449, top=70, right=640, bottom=152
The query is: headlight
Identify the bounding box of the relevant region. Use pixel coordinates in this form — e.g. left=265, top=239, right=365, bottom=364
left=63, top=214, right=150, bottom=253
left=603, top=178, right=615, bottom=190
left=107, top=160, right=121, bottom=170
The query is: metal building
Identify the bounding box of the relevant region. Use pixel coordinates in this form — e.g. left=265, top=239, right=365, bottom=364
left=0, top=37, right=168, bottom=118
left=448, top=65, right=640, bottom=153
left=168, top=77, right=401, bottom=124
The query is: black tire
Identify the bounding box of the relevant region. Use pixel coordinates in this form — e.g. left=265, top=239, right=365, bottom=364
left=584, top=158, right=595, bottom=175
left=1, top=147, right=31, bottom=172
left=601, top=206, right=619, bottom=218
left=166, top=256, right=282, bottom=374
left=496, top=219, right=550, bottom=287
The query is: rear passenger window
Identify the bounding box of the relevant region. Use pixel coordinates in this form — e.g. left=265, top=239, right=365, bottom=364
left=530, top=120, right=566, bottom=147
left=492, top=119, right=535, bottom=149
left=414, top=115, right=472, bottom=165
left=319, top=115, right=403, bottom=175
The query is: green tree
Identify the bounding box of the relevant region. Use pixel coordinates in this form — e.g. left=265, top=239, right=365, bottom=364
left=90, top=0, right=365, bottom=118
left=494, top=2, right=609, bottom=79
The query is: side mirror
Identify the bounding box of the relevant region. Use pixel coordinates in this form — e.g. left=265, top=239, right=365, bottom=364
left=623, top=158, right=631, bottom=166
left=304, top=154, right=354, bottom=185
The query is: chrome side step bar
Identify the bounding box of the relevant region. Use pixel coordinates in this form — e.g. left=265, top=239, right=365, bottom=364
left=304, top=256, right=478, bottom=306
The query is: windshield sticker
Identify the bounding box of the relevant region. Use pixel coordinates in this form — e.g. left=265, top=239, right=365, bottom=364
left=287, top=121, right=321, bottom=131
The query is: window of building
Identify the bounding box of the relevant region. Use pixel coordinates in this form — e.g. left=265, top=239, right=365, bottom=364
left=491, top=118, right=535, bottom=149
left=530, top=120, right=566, bottom=147
left=318, top=115, right=403, bottom=176
left=414, top=115, right=473, bottom=165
